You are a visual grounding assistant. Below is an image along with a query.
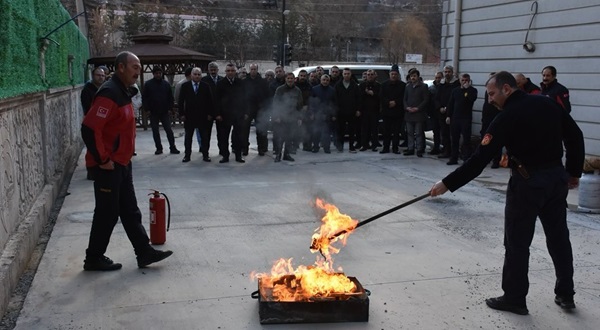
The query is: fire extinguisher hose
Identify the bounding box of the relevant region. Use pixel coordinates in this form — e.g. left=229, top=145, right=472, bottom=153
left=161, top=192, right=171, bottom=232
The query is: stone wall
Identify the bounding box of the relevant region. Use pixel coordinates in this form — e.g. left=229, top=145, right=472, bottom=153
left=0, top=85, right=83, bottom=317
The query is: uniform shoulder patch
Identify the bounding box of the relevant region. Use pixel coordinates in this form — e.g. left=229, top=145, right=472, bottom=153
left=97, top=106, right=109, bottom=118
left=481, top=133, right=493, bottom=146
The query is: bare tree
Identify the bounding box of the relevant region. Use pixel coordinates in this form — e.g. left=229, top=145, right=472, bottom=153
left=381, top=16, right=433, bottom=64
left=168, top=13, right=187, bottom=46
left=87, top=5, right=123, bottom=56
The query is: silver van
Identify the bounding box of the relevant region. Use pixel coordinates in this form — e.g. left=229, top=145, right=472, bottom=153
left=292, top=64, right=404, bottom=83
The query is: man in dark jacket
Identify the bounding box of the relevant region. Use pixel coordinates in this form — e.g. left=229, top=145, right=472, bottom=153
left=379, top=65, right=406, bottom=154
left=215, top=63, right=248, bottom=163
left=431, top=71, right=584, bottom=315
left=269, top=66, right=286, bottom=153
left=427, top=71, right=443, bottom=154
left=358, top=70, right=381, bottom=151
left=143, top=66, right=180, bottom=155
left=540, top=65, right=571, bottom=113
left=308, top=74, right=336, bottom=153
left=445, top=73, right=478, bottom=165
left=243, top=64, right=270, bottom=156
left=81, top=51, right=172, bottom=271
left=81, top=67, right=106, bottom=115
left=334, top=68, right=361, bottom=153
left=435, top=65, right=460, bottom=158
left=403, top=69, right=429, bottom=157
left=201, top=62, right=222, bottom=154
left=273, top=73, right=304, bottom=162
left=178, top=67, right=215, bottom=163
left=295, top=70, right=313, bottom=151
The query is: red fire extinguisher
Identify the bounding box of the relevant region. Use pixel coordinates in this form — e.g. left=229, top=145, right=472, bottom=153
left=148, top=190, right=171, bottom=245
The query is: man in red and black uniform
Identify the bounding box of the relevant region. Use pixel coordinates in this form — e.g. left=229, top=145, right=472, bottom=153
left=81, top=51, right=173, bottom=271
left=540, top=65, right=571, bottom=113
left=431, top=71, right=584, bottom=315
left=514, top=73, right=540, bottom=95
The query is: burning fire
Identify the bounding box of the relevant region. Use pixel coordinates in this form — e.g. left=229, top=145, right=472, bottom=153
left=251, top=198, right=359, bottom=301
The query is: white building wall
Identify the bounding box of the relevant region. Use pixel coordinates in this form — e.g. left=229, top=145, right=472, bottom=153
left=441, top=0, right=600, bottom=156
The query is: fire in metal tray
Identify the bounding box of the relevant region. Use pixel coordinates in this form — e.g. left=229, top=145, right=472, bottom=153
left=251, top=198, right=359, bottom=301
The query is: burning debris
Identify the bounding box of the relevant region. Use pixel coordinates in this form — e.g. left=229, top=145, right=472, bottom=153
left=250, top=198, right=369, bottom=324
left=251, top=198, right=359, bottom=302
left=250, top=194, right=429, bottom=323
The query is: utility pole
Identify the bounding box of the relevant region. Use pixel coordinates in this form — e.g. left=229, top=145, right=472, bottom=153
left=280, top=0, right=286, bottom=67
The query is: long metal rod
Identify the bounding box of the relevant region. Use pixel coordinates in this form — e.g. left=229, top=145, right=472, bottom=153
left=326, top=193, right=430, bottom=242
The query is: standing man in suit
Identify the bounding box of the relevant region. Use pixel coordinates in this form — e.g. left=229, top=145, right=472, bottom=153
left=215, top=63, right=248, bottom=163
left=179, top=67, right=215, bottom=163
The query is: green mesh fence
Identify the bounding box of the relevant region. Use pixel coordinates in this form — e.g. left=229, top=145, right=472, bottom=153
left=0, top=0, right=89, bottom=99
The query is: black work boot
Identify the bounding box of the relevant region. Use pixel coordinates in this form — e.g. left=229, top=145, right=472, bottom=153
left=485, top=296, right=528, bottom=315
left=554, top=295, right=576, bottom=310
left=274, top=153, right=282, bottom=162
left=83, top=255, right=122, bottom=271
left=137, top=249, right=173, bottom=268
left=283, top=153, right=295, bottom=161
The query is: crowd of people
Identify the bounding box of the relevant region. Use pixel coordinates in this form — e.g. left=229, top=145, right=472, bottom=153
left=82, top=62, right=572, bottom=167
left=80, top=53, right=583, bottom=315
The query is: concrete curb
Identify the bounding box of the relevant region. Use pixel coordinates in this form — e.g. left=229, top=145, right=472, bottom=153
left=0, top=147, right=79, bottom=318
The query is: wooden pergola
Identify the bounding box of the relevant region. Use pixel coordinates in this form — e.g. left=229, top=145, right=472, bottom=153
left=87, top=33, right=216, bottom=128
left=87, top=32, right=215, bottom=79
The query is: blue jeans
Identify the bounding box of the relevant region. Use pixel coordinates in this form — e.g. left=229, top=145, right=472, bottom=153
left=405, top=120, right=424, bottom=152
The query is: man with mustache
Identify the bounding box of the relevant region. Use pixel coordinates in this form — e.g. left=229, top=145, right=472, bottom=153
left=540, top=65, right=571, bottom=113
left=81, top=51, right=173, bottom=271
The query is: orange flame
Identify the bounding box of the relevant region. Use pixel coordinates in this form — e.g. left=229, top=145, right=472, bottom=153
left=251, top=198, right=359, bottom=301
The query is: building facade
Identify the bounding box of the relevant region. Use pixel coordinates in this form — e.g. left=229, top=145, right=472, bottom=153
left=440, top=0, right=600, bottom=156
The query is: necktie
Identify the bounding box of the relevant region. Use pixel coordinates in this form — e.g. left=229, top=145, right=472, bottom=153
left=213, top=77, right=218, bottom=84
left=193, top=82, right=198, bottom=93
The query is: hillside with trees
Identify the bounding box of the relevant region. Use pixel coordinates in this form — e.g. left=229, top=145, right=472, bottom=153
left=73, top=0, right=442, bottom=65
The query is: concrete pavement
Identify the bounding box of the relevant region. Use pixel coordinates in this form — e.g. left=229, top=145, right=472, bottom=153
left=11, top=126, right=600, bottom=329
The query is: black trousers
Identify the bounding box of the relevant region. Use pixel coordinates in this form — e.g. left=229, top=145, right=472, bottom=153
left=273, top=121, right=292, bottom=155
left=241, top=114, right=269, bottom=153
left=360, top=111, right=378, bottom=148
left=502, top=166, right=574, bottom=304
left=86, top=163, right=150, bottom=258
left=450, top=118, right=472, bottom=161
left=184, top=119, right=212, bottom=158
left=311, top=120, right=333, bottom=150
left=429, top=112, right=441, bottom=149
left=217, top=116, right=244, bottom=158
left=336, top=114, right=357, bottom=150
left=438, top=115, right=451, bottom=154
left=381, top=116, right=401, bottom=151
left=150, top=112, right=176, bottom=150
left=255, top=113, right=269, bottom=153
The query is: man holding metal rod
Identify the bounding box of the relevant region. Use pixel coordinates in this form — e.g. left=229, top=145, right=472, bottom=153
left=430, top=71, right=584, bottom=315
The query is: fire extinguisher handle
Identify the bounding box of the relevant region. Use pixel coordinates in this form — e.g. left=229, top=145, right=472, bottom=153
left=160, top=192, right=171, bottom=232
